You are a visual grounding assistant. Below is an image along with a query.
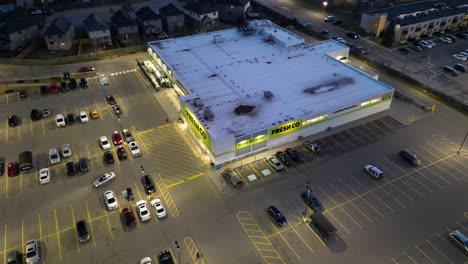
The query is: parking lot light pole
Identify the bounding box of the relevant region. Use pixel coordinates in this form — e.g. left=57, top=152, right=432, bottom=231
left=175, top=241, right=181, bottom=264
left=302, top=186, right=310, bottom=223
left=457, top=130, right=468, bottom=154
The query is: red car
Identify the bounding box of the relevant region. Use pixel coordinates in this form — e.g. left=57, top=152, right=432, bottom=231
left=112, top=131, right=123, bottom=146
left=122, top=207, right=137, bottom=227
left=78, top=66, right=95, bottom=73
left=50, top=83, right=59, bottom=93
left=19, top=90, right=28, bottom=98
left=7, top=162, right=19, bottom=177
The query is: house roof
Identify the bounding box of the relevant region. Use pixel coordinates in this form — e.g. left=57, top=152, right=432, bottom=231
left=0, top=17, right=36, bottom=36
left=184, top=0, right=217, bottom=14
left=159, top=3, right=184, bottom=16
left=44, top=16, right=72, bottom=36
left=111, top=10, right=136, bottom=27
left=136, top=6, right=160, bottom=21
left=83, top=13, right=109, bottom=32
left=215, top=0, right=249, bottom=6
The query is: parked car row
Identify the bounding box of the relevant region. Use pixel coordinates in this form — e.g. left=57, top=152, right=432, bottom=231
left=444, top=64, right=468, bottom=77
left=39, top=78, right=88, bottom=96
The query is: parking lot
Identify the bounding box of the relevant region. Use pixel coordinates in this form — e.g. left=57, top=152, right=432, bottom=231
left=230, top=128, right=468, bottom=264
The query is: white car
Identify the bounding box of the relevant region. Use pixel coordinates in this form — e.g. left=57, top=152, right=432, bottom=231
left=93, top=172, right=116, bottom=187
left=439, top=37, right=452, bottom=43
left=418, top=41, right=432, bottom=49
left=453, top=54, right=467, bottom=61
left=363, top=165, right=383, bottom=179
left=426, top=40, right=436, bottom=47
left=139, top=257, right=152, bottom=264
left=136, top=200, right=151, bottom=221
left=25, top=240, right=40, bottom=264
left=267, top=156, right=284, bottom=171
left=55, top=114, right=65, bottom=127
left=150, top=198, right=167, bottom=218
left=460, top=51, right=468, bottom=57
left=61, top=144, right=72, bottom=158
left=39, top=168, right=50, bottom=184
left=48, top=148, right=60, bottom=165
left=324, top=15, right=335, bottom=22
left=79, top=111, right=89, bottom=123
left=99, top=136, right=111, bottom=150
left=104, top=190, right=118, bottom=210
left=129, top=141, right=141, bottom=157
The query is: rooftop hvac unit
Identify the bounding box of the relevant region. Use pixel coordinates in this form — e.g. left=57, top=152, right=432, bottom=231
left=194, top=98, right=204, bottom=108
left=264, top=91, right=273, bottom=100
left=213, top=35, right=224, bottom=43
left=204, top=108, right=214, bottom=121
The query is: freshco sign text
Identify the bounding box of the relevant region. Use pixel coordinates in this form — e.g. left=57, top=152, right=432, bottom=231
left=270, top=121, right=301, bottom=135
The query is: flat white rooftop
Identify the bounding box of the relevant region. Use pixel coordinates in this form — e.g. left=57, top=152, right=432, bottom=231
left=149, top=20, right=393, bottom=140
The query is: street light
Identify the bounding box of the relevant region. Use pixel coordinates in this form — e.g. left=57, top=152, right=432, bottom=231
left=323, top=1, right=328, bottom=7
left=302, top=186, right=311, bottom=223
left=174, top=241, right=181, bottom=264
left=457, top=130, right=468, bottom=154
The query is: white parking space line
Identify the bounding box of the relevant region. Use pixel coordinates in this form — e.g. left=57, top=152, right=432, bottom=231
left=385, top=157, right=440, bottom=192
left=318, top=186, right=362, bottom=229
left=414, top=245, right=436, bottom=264
left=425, top=240, right=455, bottom=264
left=351, top=175, right=401, bottom=210
left=329, top=183, right=374, bottom=223
left=377, top=162, right=425, bottom=198
left=338, top=178, right=388, bottom=216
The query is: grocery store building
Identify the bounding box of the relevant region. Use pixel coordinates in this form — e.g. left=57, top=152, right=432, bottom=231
left=147, top=20, right=394, bottom=165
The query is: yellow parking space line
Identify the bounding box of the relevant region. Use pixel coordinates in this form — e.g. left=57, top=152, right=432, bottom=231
left=21, top=220, right=24, bottom=254
left=337, top=178, right=384, bottom=217
left=4, top=172, right=7, bottom=198
left=249, top=164, right=264, bottom=181
left=166, top=181, right=184, bottom=188
left=456, top=221, right=468, bottom=232
left=234, top=168, right=249, bottom=186
left=5, top=121, right=8, bottom=144
left=54, top=209, right=63, bottom=260
left=30, top=119, right=33, bottom=136
left=425, top=240, right=455, bottom=264
left=403, top=251, right=417, bottom=264
left=41, top=118, right=45, bottom=136
left=38, top=215, right=42, bottom=239
left=414, top=245, right=435, bottom=264
left=188, top=173, right=204, bottom=181
left=303, top=220, right=327, bottom=248
left=263, top=159, right=281, bottom=175
left=419, top=144, right=464, bottom=180
left=20, top=172, right=23, bottom=193
left=318, top=186, right=363, bottom=228
left=350, top=176, right=399, bottom=211
left=290, top=225, right=314, bottom=254
left=103, top=209, right=114, bottom=240
left=70, top=204, right=80, bottom=252
left=392, top=258, right=399, bottom=264
left=85, top=200, right=96, bottom=246
left=17, top=126, right=20, bottom=141
left=154, top=174, right=179, bottom=217
left=134, top=183, right=143, bottom=201
left=3, top=225, right=6, bottom=264
left=168, top=248, right=178, bottom=264
left=184, top=236, right=206, bottom=264
left=94, top=100, right=104, bottom=120
left=263, top=211, right=300, bottom=260
left=285, top=199, right=302, bottom=218
left=385, top=157, right=436, bottom=193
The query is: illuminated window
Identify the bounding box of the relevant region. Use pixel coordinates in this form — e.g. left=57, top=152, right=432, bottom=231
left=361, top=98, right=381, bottom=107
left=303, top=114, right=328, bottom=126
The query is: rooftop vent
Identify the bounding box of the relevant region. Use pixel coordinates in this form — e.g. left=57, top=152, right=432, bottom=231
left=204, top=108, right=214, bottom=121
left=213, top=35, right=224, bottom=43
left=194, top=98, right=204, bottom=108
left=263, top=91, right=274, bottom=100
left=234, top=105, right=255, bottom=115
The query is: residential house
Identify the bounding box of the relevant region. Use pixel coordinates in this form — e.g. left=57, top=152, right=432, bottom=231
left=0, top=17, right=39, bottom=52
left=44, top=16, right=75, bottom=51
left=0, top=0, right=15, bottom=13
left=83, top=13, right=112, bottom=50
left=110, top=9, right=140, bottom=46
left=360, top=0, right=466, bottom=43
left=215, top=0, right=251, bottom=23
left=159, top=3, right=185, bottom=33
left=184, top=0, right=218, bottom=32
left=135, top=6, right=163, bottom=41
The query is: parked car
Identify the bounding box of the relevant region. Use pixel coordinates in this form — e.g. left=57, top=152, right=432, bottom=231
left=221, top=169, right=243, bottom=189
left=25, top=240, right=40, bottom=264
left=399, top=149, right=420, bottom=166
left=141, top=175, right=156, bottom=194
left=439, top=37, right=452, bottom=43
left=285, top=148, right=304, bottom=162
left=60, top=81, right=69, bottom=92
left=122, top=207, right=137, bottom=227
left=61, top=144, right=72, bottom=158
left=112, top=131, right=123, bottom=145
left=42, top=109, right=51, bottom=118
left=150, top=198, right=167, bottom=218
left=8, top=115, right=19, bottom=127
left=267, top=205, right=287, bottom=227
left=79, top=78, right=89, bottom=88
left=301, top=191, right=324, bottom=212
left=65, top=113, right=76, bottom=125
left=448, top=230, right=468, bottom=254
left=103, top=151, right=115, bottom=164
left=77, top=157, right=89, bottom=172
left=76, top=220, right=90, bottom=243
left=7, top=162, right=19, bottom=177
left=6, top=250, right=22, bottom=264
left=136, top=200, right=151, bottom=221
left=78, top=66, right=95, bottom=73
left=453, top=54, right=467, bottom=61
left=158, top=250, right=175, bottom=264
left=104, top=190, right=118, bottom=210
left=90, top=109, right=100, bottom=119
left=409, top=45, right=423, bottom=52
left=49, top=148, right=60, bottom=165
left=106, top=95, right=117, bottom=105
left=363, top=165, right=383, bottom=179
left=116, top=146, right=127, bottom=160
left=275, top=151, right=293, bottom=166
left=324, top=15, right=335, bottom=22
left=426, top=40, right=436, bottom=47
left=444, top=66, right=459, bottom=77
left=122, top=129, right=134, bottom=142
left=112, top=104, right=122, bottom=116
left=99, top=136, right=111, bottom=150
left=454, top=63, right=468, bottom=73
left=66, top=161, right=76, bottom=176
left=398, top=47, right=411, bottom=54
left=129, top=141, right=141, bottom=157
left=418, top=40, right=432, bottom=49
left=93, top=172, right=116, bottom=187
left=39, top=168, right=50, bottom=184
left=266, top=156, right=284, bottom=171
left=19, top=90, right=28, bottom=98
left=79, top=111, right=88, bottom=123
left=55, top=114, right=65, bottom=127
left=354, top=46, right=369, bottom=54
left=68, top=78, right=78, bottom=90
left=304, top=141, right=321, bottom=153
left=30, top=109, right=42, bottom=121
left=50, top=83, right=59, bottom=93
left=347, top=31, right=360, bottom=39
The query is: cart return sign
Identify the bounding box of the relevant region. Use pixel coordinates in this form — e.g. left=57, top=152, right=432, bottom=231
left=268, top=119, right=303, bottom=139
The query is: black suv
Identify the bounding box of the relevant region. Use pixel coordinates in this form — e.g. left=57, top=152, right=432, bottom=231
left=267, top=206, right=287, bottom=227
left=285, top=148, right=304, bottom=162
left=79, top=78, right=88, bottom=88
left=276, top=151, right=293, bottom=166
left=68, top=78, right=78, bottom=90
left=8, top=115, right=19, bottom=127
left=301, top=192, right=324, bottom=212
left=77, top=158, right=89, bottom=172
left=106, top=95, right=117, bottom=105
left=158, top=250, right=175, bottom=264
left=66, top=162, right=76, bottom=176
left=399, top=149, right=420, bottom=166
left=40, top=85, right=50, bottom=95
left=347, top=31, right=360, bottom=39
left=76, top=220, right=90, bottom=243
left=60, top=81, right=69, bottom=92
left=103, top=151, right=115, bottom=164
left=30, top=109, right=42, bottom=121
left=141, top=175, right=156, bottom=194
left=66, top=113, right=76, bottom=125
left=116, top=146, right=127, bottom=160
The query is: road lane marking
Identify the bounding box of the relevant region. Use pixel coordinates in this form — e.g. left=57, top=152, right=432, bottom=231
left=338, top=178, right=385, bottom=217
left=403, top=251, right=417, bottom=264
left=85, top=200, right=96, bottom=246
left=318, top=186, right=362, bottom=228
left=414, top=245, right=436, bottom=264
left=54, top=209, right=63, bottom=260
left=425, top=240, right=455, bottom=264
left=70, top=204, right=80, bottom=252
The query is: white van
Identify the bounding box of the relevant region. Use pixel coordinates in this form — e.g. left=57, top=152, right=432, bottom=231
left=363, top=165, right=383, bottom=179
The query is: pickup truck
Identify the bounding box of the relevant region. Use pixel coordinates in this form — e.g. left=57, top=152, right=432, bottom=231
left=222, top=169, right=243, bottom=189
